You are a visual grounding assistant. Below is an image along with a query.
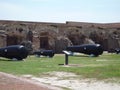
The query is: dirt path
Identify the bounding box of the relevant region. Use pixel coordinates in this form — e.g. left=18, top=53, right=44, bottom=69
left=0, top=72, right=120, bottom=90
left=0, top=72, right=61, bottom=90
left=23, top=72, right=120, bottom=90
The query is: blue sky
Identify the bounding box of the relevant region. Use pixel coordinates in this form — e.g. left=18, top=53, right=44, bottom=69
left=0, top=0, right=120, bottom=23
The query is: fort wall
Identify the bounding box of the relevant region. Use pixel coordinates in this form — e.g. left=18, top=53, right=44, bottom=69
left=0, top=20, right=120, bottom=53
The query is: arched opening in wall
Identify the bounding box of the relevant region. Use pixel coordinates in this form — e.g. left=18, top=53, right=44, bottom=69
left=7, top=35, right=18, bottom=46
left=40, top=32, right=49, bottom=49
left=40, top=36, right=49, bottom=49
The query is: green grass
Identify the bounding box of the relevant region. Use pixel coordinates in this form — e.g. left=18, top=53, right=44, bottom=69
left=0, top=53, right=120, bottom=80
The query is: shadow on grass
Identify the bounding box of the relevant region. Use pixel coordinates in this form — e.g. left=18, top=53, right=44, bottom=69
left=72, top=55, right=98, bottom=57
left=72, top=55, right=89, bottom=57
left=0, top=58, right=23, bottom=62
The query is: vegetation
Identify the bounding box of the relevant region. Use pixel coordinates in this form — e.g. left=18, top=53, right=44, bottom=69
left=0, top=53, right=120, bottom=80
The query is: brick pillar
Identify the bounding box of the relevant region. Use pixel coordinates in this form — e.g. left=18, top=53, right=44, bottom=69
left=0, top=34, right=6, bottom=47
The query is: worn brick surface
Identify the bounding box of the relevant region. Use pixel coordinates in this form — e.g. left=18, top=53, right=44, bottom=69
left=0, top=72, right=56, bottom=90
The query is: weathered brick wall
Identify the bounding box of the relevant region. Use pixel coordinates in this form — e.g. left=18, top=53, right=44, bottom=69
left=0, top=30, right=6, bottom=47
left=0, top=20, right=120, bottom=53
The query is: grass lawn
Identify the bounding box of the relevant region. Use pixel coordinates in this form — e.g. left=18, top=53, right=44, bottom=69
left=0, top=53, right=120, bottom=80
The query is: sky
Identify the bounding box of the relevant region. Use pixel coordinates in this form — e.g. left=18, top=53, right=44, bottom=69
left=0, top=0, right=120, bottom=23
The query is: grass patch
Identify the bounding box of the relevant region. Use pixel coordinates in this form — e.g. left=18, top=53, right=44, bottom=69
left=0, top=53, right=120, bottom=80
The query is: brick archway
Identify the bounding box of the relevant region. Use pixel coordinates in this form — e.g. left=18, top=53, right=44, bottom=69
left=40, top=36, right=49, bottom=49
left=6, top=34, right=23, bottom=46
left=40, top=32, right=49, bottom=49
left=7, top=35, right=18, bottom=46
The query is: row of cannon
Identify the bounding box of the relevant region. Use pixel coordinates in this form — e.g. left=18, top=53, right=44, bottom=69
left=0, top=44, right=119, bottom=60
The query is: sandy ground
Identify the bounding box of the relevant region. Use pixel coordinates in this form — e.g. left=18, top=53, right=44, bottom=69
left=0, top=72, right=120, bottom=90
left=22, top=72, right=120, bottom=90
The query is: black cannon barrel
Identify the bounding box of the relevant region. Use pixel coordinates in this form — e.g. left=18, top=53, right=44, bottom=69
left=33, top=50, right=54, bottom=57
left=0, top=45, right=28, bottom=60
left=66, top=44, right=103, bottom=56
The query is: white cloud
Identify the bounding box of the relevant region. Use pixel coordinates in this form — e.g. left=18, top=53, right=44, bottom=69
left=0, top=2, right=22, bottom=11
left=0, top=0, right=120, bottom=23
left=0, top=1, right=32, bottom=20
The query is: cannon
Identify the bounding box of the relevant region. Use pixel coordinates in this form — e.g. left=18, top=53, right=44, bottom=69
left=62, top=44, right=103, bottom=65
left=0, top=45, right=28, bottom=60
left=66, top=44, right=103, bottom=57
left=115, top=48, right=120, bottom=54
left=33, top=50, right=54, bottom=57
